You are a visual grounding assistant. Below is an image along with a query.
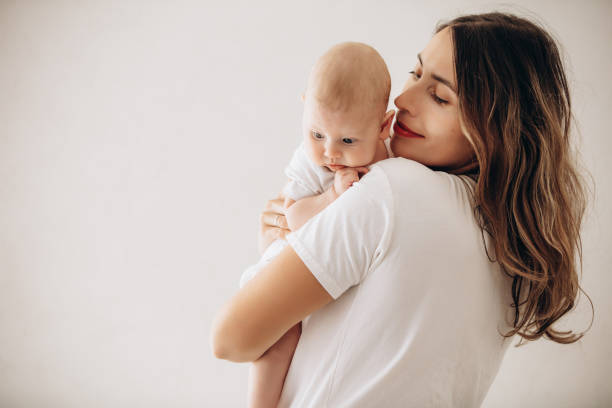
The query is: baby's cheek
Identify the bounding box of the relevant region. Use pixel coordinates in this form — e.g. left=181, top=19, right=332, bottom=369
left=304, top=143, right=324, bottom=165
left=361, top=143, right=378, bottom=165
left=347, top=150, right=365, bottom=166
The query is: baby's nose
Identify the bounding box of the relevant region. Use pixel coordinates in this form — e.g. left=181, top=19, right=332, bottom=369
left=325, top=144, right=341, bottom=159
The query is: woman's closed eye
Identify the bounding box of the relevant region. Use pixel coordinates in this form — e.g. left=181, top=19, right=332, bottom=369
left=410, top=70, right=448, bottom=105
left=431, top=92, right=448, bottom=105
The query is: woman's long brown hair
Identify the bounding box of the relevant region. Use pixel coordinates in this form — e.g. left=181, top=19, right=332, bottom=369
left=439, top=12, right=593, bottom=344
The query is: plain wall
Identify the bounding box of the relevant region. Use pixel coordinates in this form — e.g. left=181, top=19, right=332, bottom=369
left=1, top=1, right=610, bottom=407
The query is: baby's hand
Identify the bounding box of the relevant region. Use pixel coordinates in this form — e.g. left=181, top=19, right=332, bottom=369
left=333, top=167, right=369, bottom=196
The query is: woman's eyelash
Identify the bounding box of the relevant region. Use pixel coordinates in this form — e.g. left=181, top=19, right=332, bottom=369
left=410, top=70, right=448, bottom=105
left=432, top=93, right=448, bottom=105
left=409, top=70, right=421, bottom=79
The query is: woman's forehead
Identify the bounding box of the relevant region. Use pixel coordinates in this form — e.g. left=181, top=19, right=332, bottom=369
left=420, top=27, right=456, bottom=89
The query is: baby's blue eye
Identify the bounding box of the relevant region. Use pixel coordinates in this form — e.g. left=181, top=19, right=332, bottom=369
left=312, top=131, right=324, bottom=140
left=342, top=138, right=354, bottom=144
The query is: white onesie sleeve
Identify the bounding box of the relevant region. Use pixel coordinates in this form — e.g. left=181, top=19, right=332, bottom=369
left=283, top=142, right=334, bottom=201
left=286, top=165, right=394, bottom=299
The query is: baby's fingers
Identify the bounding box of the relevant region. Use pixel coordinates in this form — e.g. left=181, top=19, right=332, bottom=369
left=353, top=167, right=370, bottom=177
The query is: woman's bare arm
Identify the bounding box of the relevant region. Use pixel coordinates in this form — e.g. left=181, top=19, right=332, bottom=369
left=211, top=245, right=333, bottom=362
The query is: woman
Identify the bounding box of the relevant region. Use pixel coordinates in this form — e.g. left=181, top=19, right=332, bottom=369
left=211, top=12, right=590, bottom=407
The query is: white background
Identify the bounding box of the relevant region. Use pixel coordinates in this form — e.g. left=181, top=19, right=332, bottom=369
left=1, top=1, right=610, bottom=407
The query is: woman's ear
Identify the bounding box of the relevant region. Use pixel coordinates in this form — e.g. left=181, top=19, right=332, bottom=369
left=379, top=110, right=396, bottom=140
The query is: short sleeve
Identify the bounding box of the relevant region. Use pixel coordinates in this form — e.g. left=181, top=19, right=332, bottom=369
left=286, top=165, right=394, bottom=299
left=283, top=142, right=334, bottom=201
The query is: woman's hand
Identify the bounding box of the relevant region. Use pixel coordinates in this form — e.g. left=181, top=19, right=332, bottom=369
left=259, top=195, right=291, bottom=254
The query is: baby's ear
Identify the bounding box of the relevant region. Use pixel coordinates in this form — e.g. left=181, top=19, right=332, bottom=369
left=300, top=92, right=305, bottom=102
left=379, top=110, right=395, bottom=140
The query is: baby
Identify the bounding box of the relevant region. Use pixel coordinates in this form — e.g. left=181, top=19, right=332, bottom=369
left=240, top=42, right=394, bottom=407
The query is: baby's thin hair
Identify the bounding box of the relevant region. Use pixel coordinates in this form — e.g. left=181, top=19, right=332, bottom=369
left=306, top=42, right=390, bottom=117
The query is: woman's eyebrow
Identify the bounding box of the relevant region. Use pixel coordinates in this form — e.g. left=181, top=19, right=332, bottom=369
left=417, top=53, right=457, bottom=93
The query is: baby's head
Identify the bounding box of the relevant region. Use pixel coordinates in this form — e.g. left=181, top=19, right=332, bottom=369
left=302, top=42, right=394, bottom=171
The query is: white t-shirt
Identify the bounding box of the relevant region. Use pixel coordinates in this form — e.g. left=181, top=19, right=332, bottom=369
left=278, top=158, right=515, bottom=408
left=239, top=139, right=393, bottom=288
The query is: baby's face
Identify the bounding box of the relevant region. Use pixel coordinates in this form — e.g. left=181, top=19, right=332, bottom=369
left=302, top=98, right=383, bottom=171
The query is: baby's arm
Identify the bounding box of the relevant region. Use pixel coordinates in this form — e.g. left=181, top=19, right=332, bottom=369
left=285, top=188, right=336, bottom=231
left=286, top=166, right=369, bottom=231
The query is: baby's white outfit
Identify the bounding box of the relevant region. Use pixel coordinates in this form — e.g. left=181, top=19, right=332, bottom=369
left=239, top=139, right=392, bottom=288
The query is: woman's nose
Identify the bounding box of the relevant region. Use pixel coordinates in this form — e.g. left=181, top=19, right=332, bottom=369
left=394, top=82, right=417, bottom=116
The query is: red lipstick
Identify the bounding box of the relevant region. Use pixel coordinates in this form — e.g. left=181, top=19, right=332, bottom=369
left=393, top=120, right=424, bottom=138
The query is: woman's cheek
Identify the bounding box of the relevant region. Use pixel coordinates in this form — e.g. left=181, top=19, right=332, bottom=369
left=430, top=117, right=458, bottom=161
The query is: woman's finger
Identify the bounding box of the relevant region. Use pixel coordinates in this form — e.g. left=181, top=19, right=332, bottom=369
left=264, top=197, right=286, bottom=215
left=259, top=219, right=290, bottom=254
left=260, top=212, right=289, bottom=229
left=259, top=195, right=291, bottom=254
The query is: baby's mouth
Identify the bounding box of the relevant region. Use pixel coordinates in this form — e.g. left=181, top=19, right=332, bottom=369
left=326, top=164, right=346, bottom=171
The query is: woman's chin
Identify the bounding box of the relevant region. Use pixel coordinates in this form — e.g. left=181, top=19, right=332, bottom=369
left=390, top=135, right=417, bottom=160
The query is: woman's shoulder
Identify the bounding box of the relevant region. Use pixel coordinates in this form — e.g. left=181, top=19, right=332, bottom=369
left=372, top=157, right=473, bottom=191
left=373, top=157, right=447, bottom=181
left=370, top=158, right=476, bottom=215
